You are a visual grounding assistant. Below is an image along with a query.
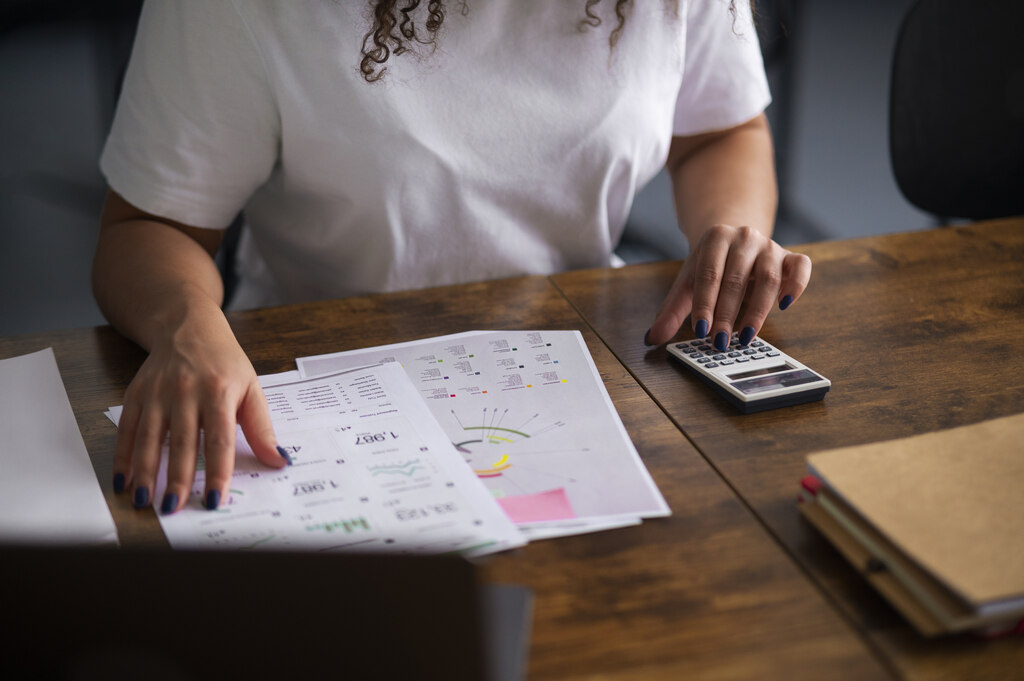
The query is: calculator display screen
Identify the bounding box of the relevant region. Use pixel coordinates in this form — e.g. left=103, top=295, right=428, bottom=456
left=730, top=369, right=822, bottom=395
left=726, top=363, right=795, bottom=381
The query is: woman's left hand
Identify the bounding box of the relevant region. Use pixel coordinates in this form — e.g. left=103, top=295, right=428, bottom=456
left=645, top=223, right=811, bottom=350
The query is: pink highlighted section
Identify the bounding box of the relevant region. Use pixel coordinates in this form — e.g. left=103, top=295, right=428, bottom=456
left=497, top=488, right=576, bottom=524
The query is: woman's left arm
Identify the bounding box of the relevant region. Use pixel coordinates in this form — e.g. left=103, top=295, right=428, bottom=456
left=645, top=113, right=811, bottom=350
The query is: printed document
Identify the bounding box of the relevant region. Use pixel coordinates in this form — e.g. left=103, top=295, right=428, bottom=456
left=298, top=331, right=670, bottom=537
left=110, top=363, right=524, bottom=556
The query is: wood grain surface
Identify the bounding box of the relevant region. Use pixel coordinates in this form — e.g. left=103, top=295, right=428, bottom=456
left=0, top=275, right=888, bottom=680
left=552, top=218, right=1024, bottom=681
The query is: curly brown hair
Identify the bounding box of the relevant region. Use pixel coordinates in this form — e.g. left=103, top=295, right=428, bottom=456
left=359, top=0, right=718, bottom=83
left=359, top=0, right=748, bottom=82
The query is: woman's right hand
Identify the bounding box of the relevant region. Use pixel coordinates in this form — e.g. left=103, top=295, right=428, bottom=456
left=111, top=305, right=288, bottom=514
left=95, top=189, right=288, bottom=514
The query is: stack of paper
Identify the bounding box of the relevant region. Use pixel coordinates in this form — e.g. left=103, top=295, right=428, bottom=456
left=0, top=348, right=118, bottom=546
left=108, top=330, right=669, bottom=556
left=798, top=413, right=1024, bottom=636
left=297, top=330, right=670, bottom=540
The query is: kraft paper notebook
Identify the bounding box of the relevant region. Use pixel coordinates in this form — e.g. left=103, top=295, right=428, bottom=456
left=799, top=412, right=1024, bottom=636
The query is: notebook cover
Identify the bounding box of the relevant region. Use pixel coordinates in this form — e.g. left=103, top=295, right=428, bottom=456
left=806, top=413, right=1024, bottom=609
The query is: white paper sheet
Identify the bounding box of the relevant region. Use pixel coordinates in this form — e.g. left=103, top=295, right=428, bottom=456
left=110, top=363, right=524, bottom=556
left=0, top=348, right=118, bottom=545
left=297, top=331, right=670, bottom=537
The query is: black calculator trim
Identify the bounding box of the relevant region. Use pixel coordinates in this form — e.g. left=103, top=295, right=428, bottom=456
left=667, top=352, right=830, bottom=414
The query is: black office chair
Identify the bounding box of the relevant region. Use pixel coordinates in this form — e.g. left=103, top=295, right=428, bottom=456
left=889, top=0, right=1024, bottom=221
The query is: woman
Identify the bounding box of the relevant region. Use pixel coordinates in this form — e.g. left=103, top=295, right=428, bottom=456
left=93, top=0, right=810, bottom=514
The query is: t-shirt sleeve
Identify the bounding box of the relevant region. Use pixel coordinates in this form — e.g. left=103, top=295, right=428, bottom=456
left=673, top=0, right=772, bottom=136
left=99, top=0, right=279, bottom=229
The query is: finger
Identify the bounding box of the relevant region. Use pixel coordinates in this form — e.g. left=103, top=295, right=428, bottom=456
left=779, top=252, right=812, bottom=310
left=688, top=226, right=731, bottom=347
left=237, top=381, right=287, bottom=469
left=646, top=263, right=695, bottom=346
left=161, top=401, right=200, bottom=515
left=112, top=399, right=141, bottom=495
left=708, top=227, right=761, bottom=351
left=200, top=402, right=237, bottom=511
left=735, top=251, right=784, bottom=345
left=129, top=404, right=167, bottom=510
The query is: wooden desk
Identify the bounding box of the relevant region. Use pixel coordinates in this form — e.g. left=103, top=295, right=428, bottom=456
left=553, top=218, right=1024, bottom=681
left=1, top=277, right=886, bottom=680
left=1, top=221, right=1019, bottom=679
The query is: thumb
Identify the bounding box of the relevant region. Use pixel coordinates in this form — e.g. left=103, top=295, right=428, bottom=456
left=237, top=381, right=288, bottom=468
left=646, top=266, right=694, bottom=346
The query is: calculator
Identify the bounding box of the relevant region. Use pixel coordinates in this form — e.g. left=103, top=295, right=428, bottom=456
left=666, top=333, right=830, bottom=413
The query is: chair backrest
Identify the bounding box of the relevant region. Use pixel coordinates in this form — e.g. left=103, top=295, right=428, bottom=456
left=889, top=0, right=1024, bottom=220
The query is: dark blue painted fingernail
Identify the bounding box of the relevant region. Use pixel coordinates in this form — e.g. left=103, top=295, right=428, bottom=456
left=714, top=331, right=729, bottom=351
left=276, top=445, right=293, bottom=466
left=204, top=489, right=221, bottom=511
left=160, top=493, right=178, bottom=515
left=132, top=486, right=149, bottom=509
left=113, top=472, right=125, bottom=494
left=739, top=326, right=756, bottom=346
left=643, top=329, right=652, bottom=346
left=695, top=319, right=709, bottom=338
left=780, top=295, right=794, bottom=310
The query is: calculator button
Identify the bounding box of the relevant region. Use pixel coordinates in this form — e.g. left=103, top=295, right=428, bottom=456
left=712, top=354, right=725, bottom=360
left=766, top=351, right=781, bottom=357
left=751, top=341, right=764, bottom=347
left=727, top=351, right=741, bottom=357
left=743, top=349, right=757, bottom=355
left=735, top=357, right=749, bottom=363
left=690, top=340, right=703, bottom=347
left=751, top=355, right=765, bottom=360
left=720, top=359, right=735, bottom=365
left=704, top=362, right=719, bottom=369
left=697, top=357, right=711, bottom=364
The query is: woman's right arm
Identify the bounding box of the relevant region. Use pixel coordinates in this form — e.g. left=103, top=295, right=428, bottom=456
left=93, top=189, right=286, bottom=515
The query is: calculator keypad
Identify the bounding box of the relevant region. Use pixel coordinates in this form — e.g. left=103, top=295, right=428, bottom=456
left=673, top=333, right=778, bottom=373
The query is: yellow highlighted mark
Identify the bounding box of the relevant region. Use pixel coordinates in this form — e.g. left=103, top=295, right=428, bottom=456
left=474, top=464, right=511, bottom=475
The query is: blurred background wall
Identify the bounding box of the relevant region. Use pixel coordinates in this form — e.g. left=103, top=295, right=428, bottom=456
left=0, top=0, right=930, bottom=337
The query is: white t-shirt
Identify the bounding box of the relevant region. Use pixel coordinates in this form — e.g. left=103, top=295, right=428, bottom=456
left=100, top=0, right=770, bottom=309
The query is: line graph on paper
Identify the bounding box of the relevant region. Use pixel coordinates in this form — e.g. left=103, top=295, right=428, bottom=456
left=367, top=459, right=427, bottom=477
